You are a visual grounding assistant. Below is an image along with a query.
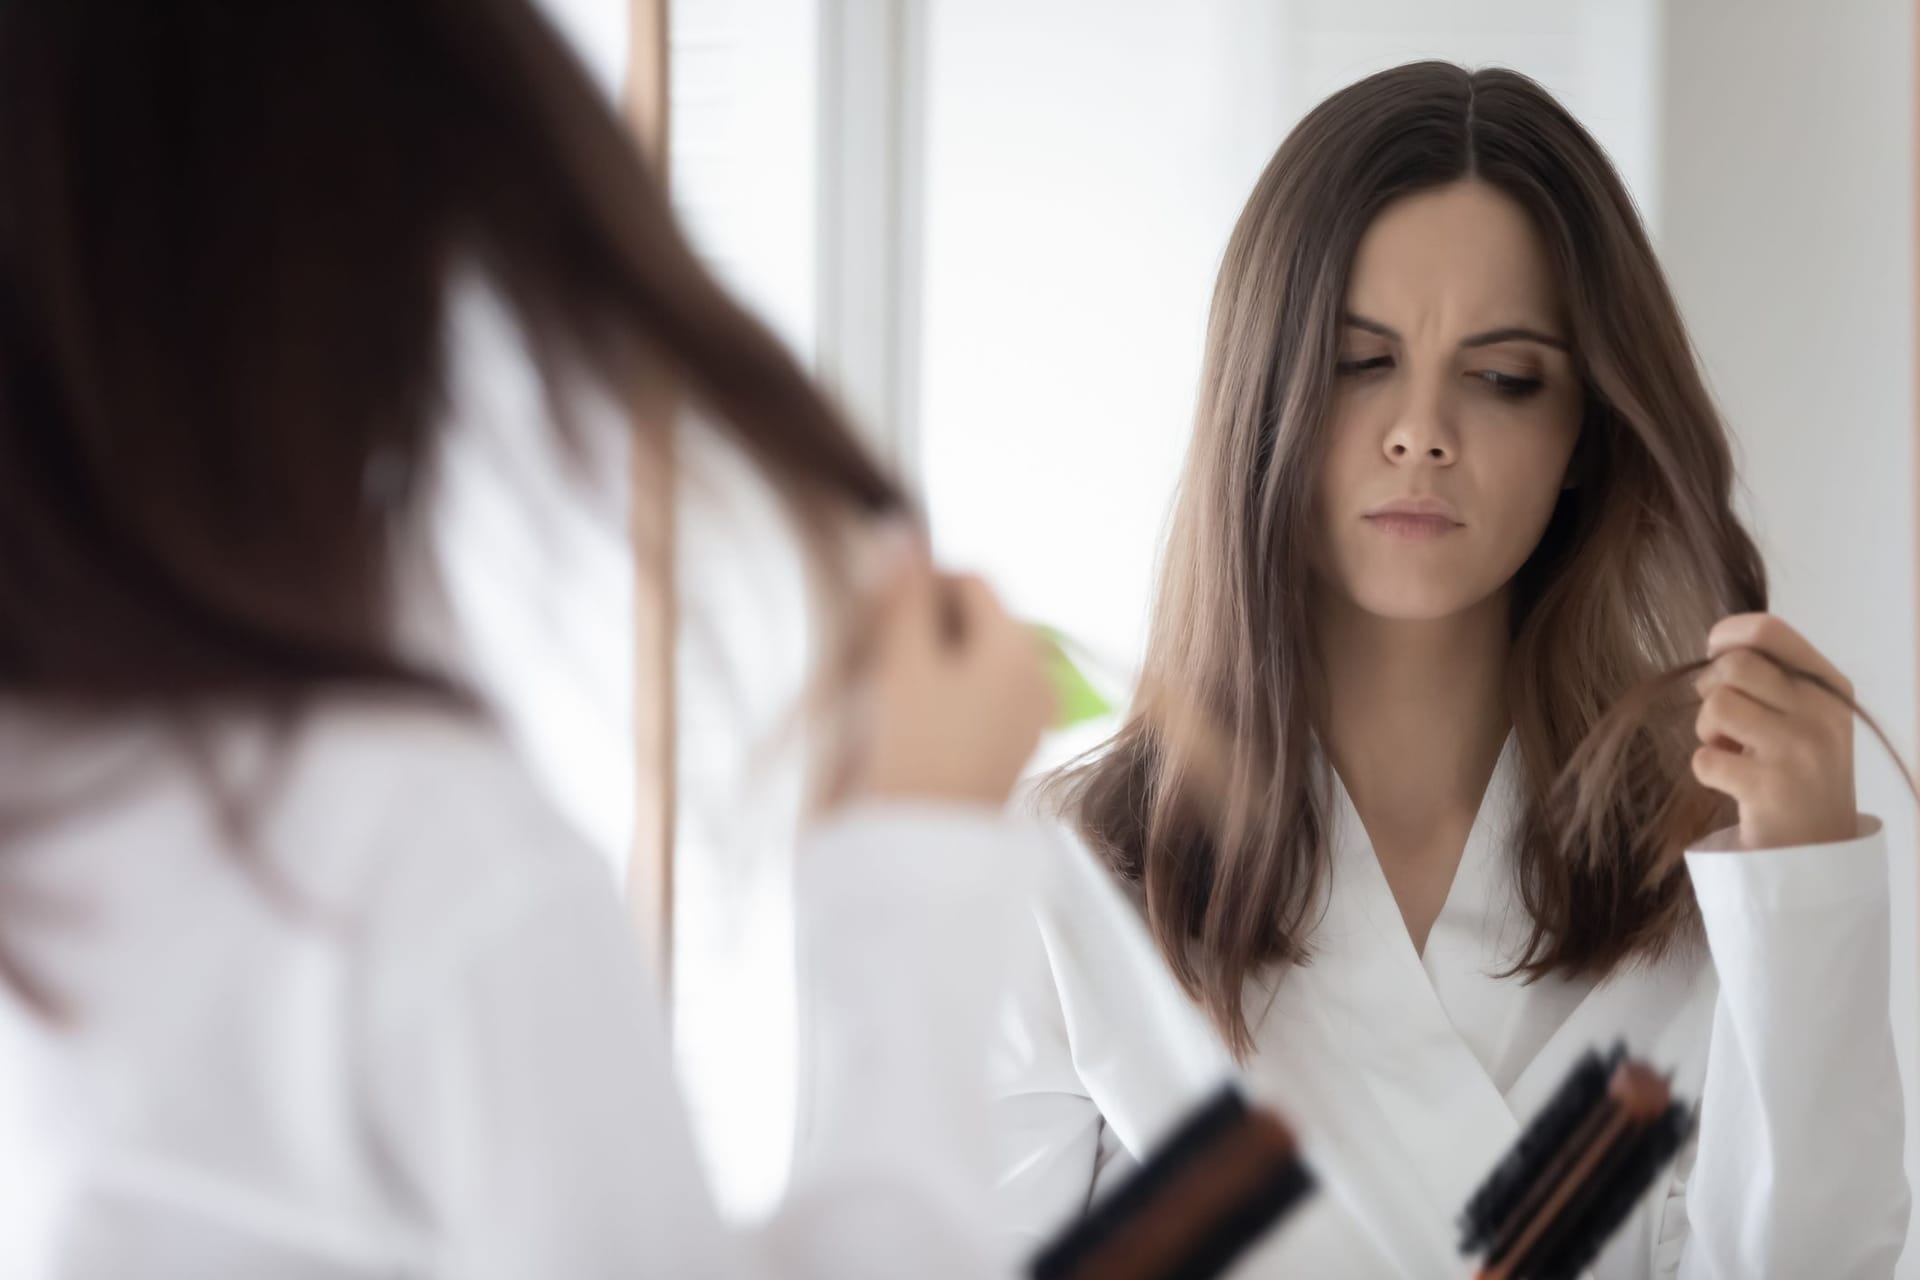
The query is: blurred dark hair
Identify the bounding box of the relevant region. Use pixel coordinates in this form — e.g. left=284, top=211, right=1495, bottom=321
left=0, top=0, right=904, bottom=704
left=0, top=1, right=906, bottom=1002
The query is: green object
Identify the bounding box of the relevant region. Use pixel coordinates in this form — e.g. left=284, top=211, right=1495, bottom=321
left=1034, top=625, right=1115, bottom=729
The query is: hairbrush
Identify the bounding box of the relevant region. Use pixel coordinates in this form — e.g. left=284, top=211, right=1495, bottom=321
left=1031, top=1085, right=1314, bottom=1280
left=1459, top=1042, right=1694, bottom=1280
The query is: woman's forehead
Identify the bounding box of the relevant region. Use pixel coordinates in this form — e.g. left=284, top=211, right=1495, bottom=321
left=1344, top=182, right=1563, bottom=332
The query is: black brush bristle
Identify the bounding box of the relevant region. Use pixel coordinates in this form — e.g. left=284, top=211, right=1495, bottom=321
left=1518, top=1102, right=1695, bottom=1280
left=1039, top=1084, right=1248, bottom=1275
left=1459, top=1043, right=1624, bottom=1254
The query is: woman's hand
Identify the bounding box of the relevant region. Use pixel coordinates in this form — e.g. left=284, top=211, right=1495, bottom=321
left=841, top=547, right=1056, bottom=810
left=1692, top=613, right=1858, bottom=850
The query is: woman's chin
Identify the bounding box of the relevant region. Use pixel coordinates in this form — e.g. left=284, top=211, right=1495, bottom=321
left=1341, top=577, right=1498, bottom=624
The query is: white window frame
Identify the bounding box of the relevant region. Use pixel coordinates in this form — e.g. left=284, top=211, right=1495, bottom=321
left=813, top=1, right=929, bottom=484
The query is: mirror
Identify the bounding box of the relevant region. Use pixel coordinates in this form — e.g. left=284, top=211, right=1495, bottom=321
left=663, top=4, right=1919, bottom=1272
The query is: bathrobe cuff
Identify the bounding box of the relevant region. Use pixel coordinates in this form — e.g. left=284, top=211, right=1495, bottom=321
left=1685, top=816, right=1886, bottom=912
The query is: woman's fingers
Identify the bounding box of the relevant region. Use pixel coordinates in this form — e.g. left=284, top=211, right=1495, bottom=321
left=1693, top=685, right=1785, bottom=754
left=1690, top=742, right=1763, bottom=801
left=1696, top=613, right=1859, bottom=849
left=843, top=562, right=1053, bottom=810
left=1707, top=613, right=1852, bottom=699
left=1693, top=646, right=1798, bottom=715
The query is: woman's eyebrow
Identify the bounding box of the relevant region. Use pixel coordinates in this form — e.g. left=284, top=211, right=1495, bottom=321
left=1459, top=325, right=1570, bottom=352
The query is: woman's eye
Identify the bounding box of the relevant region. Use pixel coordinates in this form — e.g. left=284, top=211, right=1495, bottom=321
left=1335, top=355, right=1393, bottom=377
left=1475, top=370, right=1546, bottom=399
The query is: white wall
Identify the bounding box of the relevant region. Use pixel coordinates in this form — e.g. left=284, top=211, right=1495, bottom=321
left=1656, top=1, right=1919, bottom=1269
left=921, top=0, right=1290, bottom=744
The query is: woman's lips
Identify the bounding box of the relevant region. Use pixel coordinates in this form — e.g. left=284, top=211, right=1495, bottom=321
left=1364, top=512, right=1461, bottom=538
left=1363, top=498, right=1464, bottom=540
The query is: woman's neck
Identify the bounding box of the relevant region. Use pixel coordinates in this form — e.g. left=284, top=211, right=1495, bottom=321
left=1316, top=589, right=1512, bottom=837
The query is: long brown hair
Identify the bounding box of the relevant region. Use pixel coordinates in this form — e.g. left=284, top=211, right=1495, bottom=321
left=0, top=3, right=906, bottom=997
left=1045, top=62, right=1767, bottom=1053
left=0, top=0, right=905, bottom=706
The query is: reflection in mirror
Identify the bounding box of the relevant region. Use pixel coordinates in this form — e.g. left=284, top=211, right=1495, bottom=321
left=669, top=2, right=1919, bottom=1275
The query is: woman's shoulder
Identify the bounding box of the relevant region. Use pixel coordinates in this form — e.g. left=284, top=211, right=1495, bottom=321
left=269, top=696, right=616, bottom=906
left=1, top=695, right=616, bottom=923
left=283, top=695, right=548, bottom=815
left=1005, top=784, right=1233, bottom=1057
left=1011, top=785, right=1148, bottom=919
left=1, top=696, right=627, bottom=1049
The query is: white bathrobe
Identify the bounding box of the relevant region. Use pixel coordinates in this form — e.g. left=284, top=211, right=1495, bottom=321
left=0, top=705, right=1035, bottom=1278
left=992, top=735, right=1909, bottom=1277
left=0, top=270, right=1033, bottom=1276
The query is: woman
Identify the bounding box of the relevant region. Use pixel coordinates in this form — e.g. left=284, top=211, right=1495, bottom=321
left=992, top=63, right=1909, bottom=1277
left=0, top=2, right=1050, bottom=1275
